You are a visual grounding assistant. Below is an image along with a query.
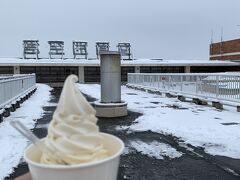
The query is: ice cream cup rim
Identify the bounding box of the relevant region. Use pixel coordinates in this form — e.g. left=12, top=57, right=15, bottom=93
left=24, top=132, right=124, bottom=169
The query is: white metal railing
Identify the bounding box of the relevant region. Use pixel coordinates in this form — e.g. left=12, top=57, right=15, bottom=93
left=0, top=74, right=36, bottom=109
left=128, top=73, right=240, bottom=104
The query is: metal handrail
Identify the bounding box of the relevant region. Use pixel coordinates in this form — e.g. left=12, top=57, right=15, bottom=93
left=128, top=73, right=240, bottom=104
left=0, top=74, right=36, bottom=109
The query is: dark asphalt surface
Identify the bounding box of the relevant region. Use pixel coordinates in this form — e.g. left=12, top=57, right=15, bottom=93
left=6, top=88, right=240, bottom=180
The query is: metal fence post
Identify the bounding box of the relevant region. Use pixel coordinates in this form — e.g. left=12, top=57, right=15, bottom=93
left=196, top=75, right=199, bottom=95
left=216, top=75, right=219, bottom=98
left=180, top=75, right=183, bottom=92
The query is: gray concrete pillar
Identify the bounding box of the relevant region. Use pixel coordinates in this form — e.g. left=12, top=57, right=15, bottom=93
left=135, top=66, right=140, bottom=73
left=14, top=66, right=20, bottom=74
left=100, top=51, right=121, bottom=103
left=184, top=66, right=191, bottom=73
left=184, top=66, right=191, bottom=81
left=94, top=51, right=127, bottom=117
left=78, top=66, right=85, bottom=83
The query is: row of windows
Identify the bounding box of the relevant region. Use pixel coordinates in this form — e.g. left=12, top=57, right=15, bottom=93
left=84, top=67, right=100, bottom=82
left=0, top=66, right=239, bottom=83
left=140, top=66, right=184, bottom=73
left=190, top=66, right=240, bottom=73
left=84, top=67, right=135, bottom=82
left=20, top=67, right=78, bottom=83
left=0, top=67, right=13, bottom=74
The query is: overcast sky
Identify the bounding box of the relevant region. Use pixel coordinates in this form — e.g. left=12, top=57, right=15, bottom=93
left=0, top=0, right=239, bottom=60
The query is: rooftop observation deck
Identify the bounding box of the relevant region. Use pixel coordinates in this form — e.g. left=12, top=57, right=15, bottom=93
left=0, top=58, right=239, bottom=86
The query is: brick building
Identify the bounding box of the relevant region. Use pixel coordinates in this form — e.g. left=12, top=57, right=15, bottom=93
left=210, top=38, right=240, bottom=61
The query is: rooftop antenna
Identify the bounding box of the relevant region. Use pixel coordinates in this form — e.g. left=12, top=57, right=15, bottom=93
left=237, top=25, right=240, bottom=32
left=220, top=26, right=223, bottom=60
left=221, top=27, right=223, bottom=42
left=210, top=30, right=213, bottom=56
left=211, top=30, right=214, bottom=44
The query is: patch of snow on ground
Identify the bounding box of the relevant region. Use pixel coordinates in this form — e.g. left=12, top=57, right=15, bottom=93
left=122, top=146, right=131, bottom=155
left=129, top=140, right=182, bottom=159
left=79, top=84, right=100, bottom=100
left=0, top=84, right=52, bottom=179
left=78, top=84, right=240, bottom=159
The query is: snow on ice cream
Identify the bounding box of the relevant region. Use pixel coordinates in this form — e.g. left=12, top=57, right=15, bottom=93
left=40, top=75, right=108, bottom=165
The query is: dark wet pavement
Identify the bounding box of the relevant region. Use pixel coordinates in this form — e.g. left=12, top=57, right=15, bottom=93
left=7, top=88, right=240, bottom=180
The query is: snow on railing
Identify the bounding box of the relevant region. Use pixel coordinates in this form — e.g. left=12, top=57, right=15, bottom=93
left=0, top=74, right=36, bottom=109
left=128, top=73, right=240, bottom=104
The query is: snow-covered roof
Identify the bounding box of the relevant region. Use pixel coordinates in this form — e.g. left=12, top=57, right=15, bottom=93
left=1, top=83, right=240, bottom=179
left=0, top=58, right=239, bottom=66
left=79, top=84, right=240, bottom=160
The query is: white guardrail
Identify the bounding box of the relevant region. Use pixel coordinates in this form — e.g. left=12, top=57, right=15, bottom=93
left=128, top=73, right=240, bottom=104
left=0, top=74, right=36, bottom=109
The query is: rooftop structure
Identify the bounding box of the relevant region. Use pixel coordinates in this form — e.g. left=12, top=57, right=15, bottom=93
left=48, top=41, right=65, bottom=59
left=210, top=38, right=240, bottom=61
left=0, top=58, right=239, bottom=86
left=72, top=41, right=88, bottom=59
left=22, top=40, right=40, bottom=59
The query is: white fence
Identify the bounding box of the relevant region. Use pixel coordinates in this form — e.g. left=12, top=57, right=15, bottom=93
left=128, top=73, right=240, bottom=104
left=0, top=74, right=36, bottom=109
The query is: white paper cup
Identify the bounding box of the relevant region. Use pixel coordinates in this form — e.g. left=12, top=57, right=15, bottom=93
left=24, top=133, right=124, bottom=180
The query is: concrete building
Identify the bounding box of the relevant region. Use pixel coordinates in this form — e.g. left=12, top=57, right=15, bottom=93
left=210, top=38, right=240, bottom=61
left=0, top=58, right=240, bottom=87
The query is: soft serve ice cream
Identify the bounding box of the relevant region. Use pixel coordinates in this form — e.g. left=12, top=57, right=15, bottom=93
left=40, top=75, right=108, bottom=165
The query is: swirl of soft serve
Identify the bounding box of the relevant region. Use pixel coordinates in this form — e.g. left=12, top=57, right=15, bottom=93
left=41, top=75, right=108, bottom=165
